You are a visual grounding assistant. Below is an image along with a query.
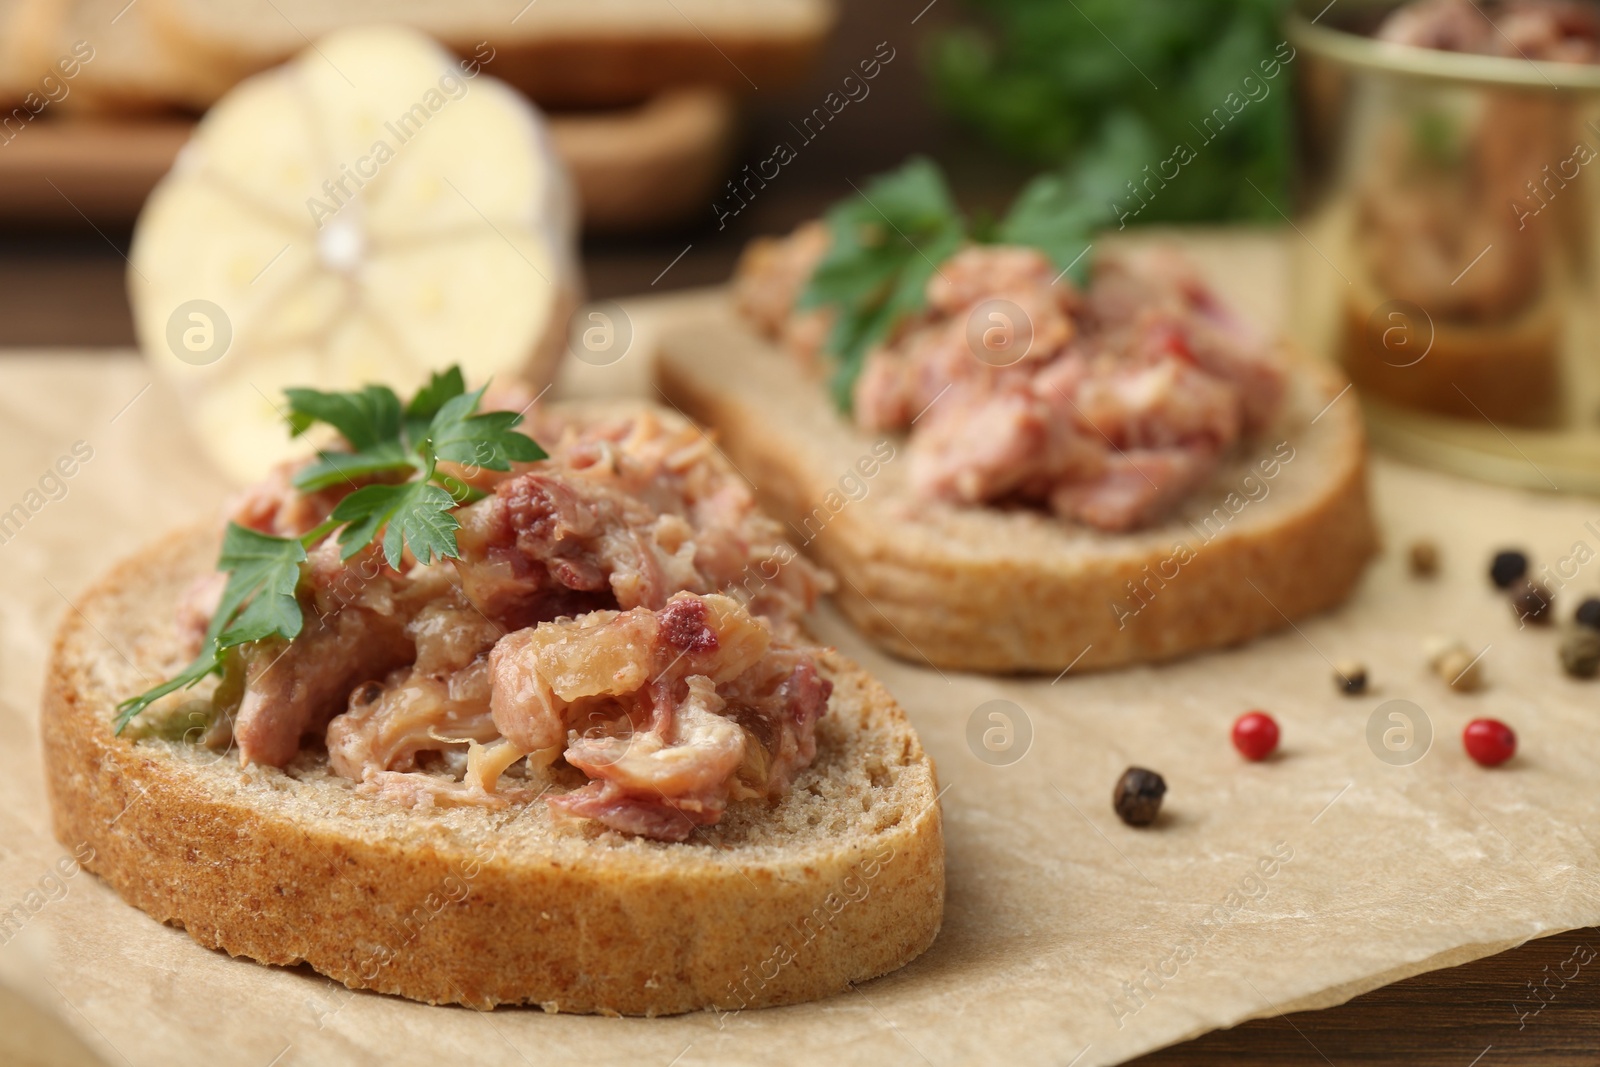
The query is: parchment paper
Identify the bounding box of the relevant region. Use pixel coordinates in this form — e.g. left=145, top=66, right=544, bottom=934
left=1, top=234, right=1597, bottom=1067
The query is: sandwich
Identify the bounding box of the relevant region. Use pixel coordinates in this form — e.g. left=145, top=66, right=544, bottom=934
left=42, top=369, right=943, bottom=1014
left=656, top=159, right=1377, bottom=672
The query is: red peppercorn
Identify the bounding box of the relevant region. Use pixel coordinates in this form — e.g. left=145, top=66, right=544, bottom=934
left=1463, top=718, right=1516, bottom=766
left=1231, top=711, right=1280, bottom=761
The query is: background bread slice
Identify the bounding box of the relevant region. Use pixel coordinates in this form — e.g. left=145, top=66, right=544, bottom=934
left=50, top=0, right=238, bottom=113
left=656, top=299, right=1378, bottom=673
left=42, top=523, right=944, bottom=1015
left=145, top=0, right=835, bottom=108
left=0, top=0, right=62, bottom=107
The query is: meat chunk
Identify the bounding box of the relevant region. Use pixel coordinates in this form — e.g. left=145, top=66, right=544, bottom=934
left=227, top=460, right=356, bottom=537
left=908, top=384, right=1102, bottom=505
left=325, top=591, right=504, bottom=780
left=177, top=403, right=830, bottom=821
left=232, top=540, right=433, bottom=766
left=1050, top=447, right=1222, bottom=532
left=735, top=223, right=1288, bottom=533
left=486, top=592, right=828, bottom=841
left=1378, top=0, right=1600, bottom=62
left=564, top=676, right=748, bottom=798
left=734, top=221, right=831, bottom=340
left=1087, top=248, right=1282, bottom=431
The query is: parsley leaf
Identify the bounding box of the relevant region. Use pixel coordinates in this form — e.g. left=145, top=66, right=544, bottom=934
left=331, top=453, right=461, bottom=569
left=288, top=372, right=544, bottom=492
left=114, top=523, right=309, bottom=732
left=112, top=651, right=224, bottom=735
left=212, top=525, right=308, bottom=646
left=929, top=0, right=1295, bottom=224
left=799, top=157, right=1116, bottom=410
left=403, top=366, right=467, bottom=447
left=292, top=442, right=413, bottom=494
left=799, top=157, right=966, bottom=411
left=285, top=384, right=402, bottom=451
left=430, top=385, right=547, bottom=470
left=118, top=365, right=547, bottom=732
left=996, top=171, right=1111, bottom=286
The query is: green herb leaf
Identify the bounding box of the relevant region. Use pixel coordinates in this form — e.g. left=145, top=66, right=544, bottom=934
left=118, top=367, right=546, bottom=732
left=928, top=0, right=1295, bottom=224
left=799, top=157, right=967, bottom=412
left=428, top=385, right=547, bottom=471
left=331, top=471, right=461, bottom=569
left=405, top=366, right=467, bottom=421
left=403, top=366, right=467, bottom=447
left=212, top=524, right=308, bottom=646
left=996, top=166, right=1121, bottom=286
left=291, top=441, right=415, bottom=493
left=285, top=384, right=403, bottom=450
left=114, top=523, right=307, bottom=732
left=112, top=647, right=225, bottom=734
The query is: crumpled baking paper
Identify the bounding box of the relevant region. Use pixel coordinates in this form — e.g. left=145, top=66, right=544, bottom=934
left=0, top=235, right=1595, bottom=1067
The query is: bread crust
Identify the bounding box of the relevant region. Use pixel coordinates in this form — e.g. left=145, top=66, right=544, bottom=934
left=656, top=300, right=1378, bottom=673
left=142, top=0, right=835, bottom=109
left=42, top=525, right=943, bottom=1015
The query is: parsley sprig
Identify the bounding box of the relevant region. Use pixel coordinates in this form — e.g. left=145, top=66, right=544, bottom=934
left=114, top=367, right=545, bottom=732
left=797, top=156, right=1112, bottom=412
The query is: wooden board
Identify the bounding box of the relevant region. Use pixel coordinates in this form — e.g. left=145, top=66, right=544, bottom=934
left=0, top=88, right=735, bottom=232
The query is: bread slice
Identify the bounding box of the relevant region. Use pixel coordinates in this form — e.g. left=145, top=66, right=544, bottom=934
left=0, top=0, right=61, bottom=107
left=145, top=0, right=835, bottom=108
left=42, top=525, right=943, bottom=1014
left=657, top=298, right=1378, bottom=673
left=50, top=0, right=237, bottom=113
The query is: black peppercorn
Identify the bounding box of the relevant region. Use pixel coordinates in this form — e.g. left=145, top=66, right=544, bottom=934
left=1113, top=767, right=1166, bottom=827
left=1576, top=597, right=1600, bottom=630
left=1489, top=550, right=1528, bottom=589
left=1334, top=659, right=1368, bottom=695
left=1510, top=579, right=1554, bottom=626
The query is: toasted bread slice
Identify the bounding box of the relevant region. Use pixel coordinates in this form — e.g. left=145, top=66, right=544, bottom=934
left=51, top=0, right=237, bottom=113
left=42, top=525, right=943, bottom=1014
left=0, top=0, right=61, bottom=106
left=657, top=299, right=1378, bottom=673
left=145, top=0, right=835, bottom=108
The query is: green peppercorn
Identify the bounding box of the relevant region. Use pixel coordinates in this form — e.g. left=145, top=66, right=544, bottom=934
left=1560, top=628, right=1600, bottom=679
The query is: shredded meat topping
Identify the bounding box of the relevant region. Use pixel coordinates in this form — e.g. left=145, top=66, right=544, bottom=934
left=182, top=407, right=831, bottom=842
left=1377, top=0, right=1600, bottom=63
left=736, top=235, right=1288, bottom=532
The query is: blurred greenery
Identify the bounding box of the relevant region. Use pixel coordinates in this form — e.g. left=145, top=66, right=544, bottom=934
left=928, top=0, right=1297, bottom=223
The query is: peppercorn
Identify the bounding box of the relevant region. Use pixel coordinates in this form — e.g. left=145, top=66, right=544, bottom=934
left=1489, top=549, right=1528, bottom=589
left=1463, top=718, right=1516, bottom=767
left=1576, top=596, right=1600, bottom=630
left=1113, top=767, right=1166, bottom=827
left=1510, top=579, right=1554, bottom=626
left=1560, top=627, right=1600, bottom=678
left=1334, top=659, right=1368, bottom=695
left=1428, top=639, right=1485, bottom=692
left=1408, top=540, right=1439, bottom=577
